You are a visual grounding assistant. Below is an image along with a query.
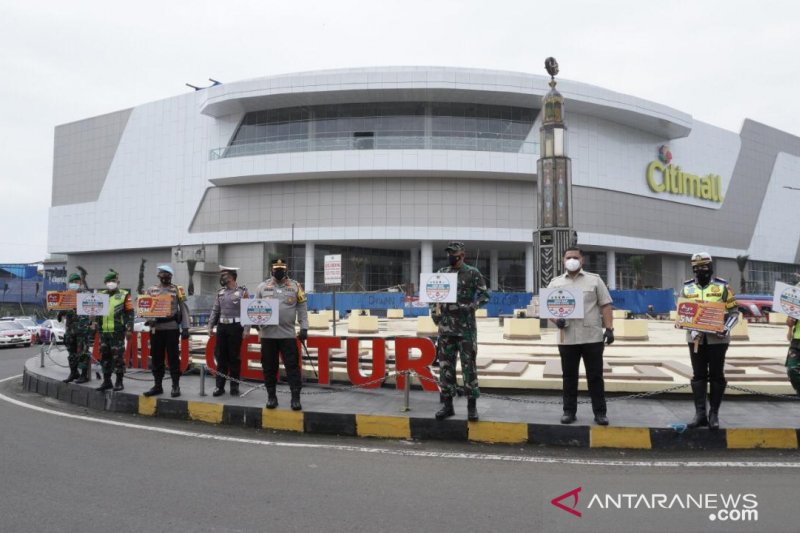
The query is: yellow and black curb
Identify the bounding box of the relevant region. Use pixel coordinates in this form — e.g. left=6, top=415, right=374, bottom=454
left=22, top=369, right=800, bottom=450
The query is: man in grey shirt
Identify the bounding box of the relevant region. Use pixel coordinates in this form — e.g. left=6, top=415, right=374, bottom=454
left=255, top=258, right=309, bottom=411
left=547, top=247, right=615, bottom=426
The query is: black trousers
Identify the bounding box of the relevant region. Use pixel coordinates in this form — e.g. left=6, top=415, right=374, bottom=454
left=558, top=342, right=606, bottom=415
left=150, top=329, right=180, bottom=384
left=215, top=323, right=243, bottom=389
left=260, top=338, right=302, bottom=391
left=688, top=342, right=728, bottom=386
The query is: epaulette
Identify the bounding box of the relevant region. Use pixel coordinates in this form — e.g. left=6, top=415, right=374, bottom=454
left=714, top=277, right=728, bottom=284
left=683, top=278, right=695, bottom=285
left=217, top=288, right=226, bottom=295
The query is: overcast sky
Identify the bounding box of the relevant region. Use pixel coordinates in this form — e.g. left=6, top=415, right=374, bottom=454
left=1, top=0, right=798, bottom=263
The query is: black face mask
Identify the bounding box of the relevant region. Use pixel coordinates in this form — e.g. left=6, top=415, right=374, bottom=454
left=219, top=276, right=228, bottom=287
left=159, top=275, right=172, bottom=285
left=272, top=269, right=286, bottom=281
left=448, top=255, right=460, bottom=266
left=695, top=270, right=713, bottom=286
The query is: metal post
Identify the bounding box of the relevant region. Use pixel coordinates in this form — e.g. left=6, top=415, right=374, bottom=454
left=332, top=288, right=337, bottom=336
left=199, top=364, right=206, bottom=396
left=401, top=371, right=411, bottom=412
left=40, top=344, right=45, bottom=368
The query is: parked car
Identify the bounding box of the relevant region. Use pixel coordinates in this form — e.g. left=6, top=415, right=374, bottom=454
left=10, top=318, right=40, bottom=343
left=736, top=294, right=773, bottom=323
left=38, top=319, right=66, bottom=344
left=0, top=321, right=33, bottom=348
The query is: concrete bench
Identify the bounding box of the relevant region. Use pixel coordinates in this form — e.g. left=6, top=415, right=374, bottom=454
left=612, top=309, right=631, bottom=319
left=730, top=319, right=749, bottom=341
left=475, top=308, right=488, bottom=318
left=386, top=308, right=404, bottom=319
left=350, top=309, right=371, bottom=317
left=612, top=318, right=649, bottom=340
left=416, top=316, right=439, bottom=336
left=769, top=312, right=788, bottom=325
left=669, top=310, right=677, bottom=321
left=348, top=314, right=379, bottom=333
left=318, top=310, right=340, bottom=321
left=502, top=317, right=541, bottom=340
left=308, top=313, right=330, bottom=330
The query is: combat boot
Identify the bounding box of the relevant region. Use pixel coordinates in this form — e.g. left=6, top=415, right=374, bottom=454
left=229, top=383, right=240, bottom=397
left=144, top=381, right=164, bottom=397
left=467, top=398, right=479, bottom=421
left=63, top=367, right=79, bottom=383
left=687, top=380, right=708, bottom=429
left=266, top=387, right=278, bottom=409
left=113, top=373, right=124, bottom=392
left=290, top=389, right=302, bottom=411
left=708, top=381, right=726, bottom=431
left=75, top=367, right=89, bottom=384
left=435, top=397, right=455, bottom=420
left=171, top=377, right=181, bottom=398
left=95, top=373, right=113, bottom=392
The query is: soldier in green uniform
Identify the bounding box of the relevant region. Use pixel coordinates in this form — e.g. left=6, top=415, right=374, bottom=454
left=431, top=242, right=490, bottom=421
left=95, top=270, right=134, bottom=392
left=785, top=279, right=800, bottom=396
left=58, top=273, right=94, bottom=384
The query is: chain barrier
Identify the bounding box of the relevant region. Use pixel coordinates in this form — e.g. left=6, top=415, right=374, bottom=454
left=727, top=383, right=800, bottom=401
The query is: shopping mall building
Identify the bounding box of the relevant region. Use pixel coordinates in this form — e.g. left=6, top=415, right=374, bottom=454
left=48, top=67, right=800, bottom=298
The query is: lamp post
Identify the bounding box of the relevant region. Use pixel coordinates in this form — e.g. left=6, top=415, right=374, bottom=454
left=534, top=57, right=576, bottom=293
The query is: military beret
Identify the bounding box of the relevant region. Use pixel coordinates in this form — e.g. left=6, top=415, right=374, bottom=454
left=68, top=273, right=81, bottom=282
left=157, top=264, right=174, bottom=275
left=445, top=241, right=465, bottom=253
left=103, top=270, right=119, bottom=283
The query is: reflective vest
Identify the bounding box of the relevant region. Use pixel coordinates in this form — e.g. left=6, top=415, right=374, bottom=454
left=681, top=278, right=736, bottom=310
left=101, top=289, right=129, bottom=333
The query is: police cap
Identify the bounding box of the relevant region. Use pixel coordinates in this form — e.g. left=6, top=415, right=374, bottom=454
left=690, top=252, right=712, bottom=267
left=271, top=258, right=288, bottom=270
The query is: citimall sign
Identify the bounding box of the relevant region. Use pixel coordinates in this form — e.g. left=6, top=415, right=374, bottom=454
left=645, top=146, right=724, bottom=203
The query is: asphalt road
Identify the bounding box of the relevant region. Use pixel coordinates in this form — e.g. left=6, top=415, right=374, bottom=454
left=1, top=345, right=799, bottom=533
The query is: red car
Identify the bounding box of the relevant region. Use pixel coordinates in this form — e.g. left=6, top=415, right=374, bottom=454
left=0, top=321, right=33, bottom=348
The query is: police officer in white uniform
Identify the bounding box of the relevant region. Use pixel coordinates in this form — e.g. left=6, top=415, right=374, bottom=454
left=208, top=266, right=249, bottom=397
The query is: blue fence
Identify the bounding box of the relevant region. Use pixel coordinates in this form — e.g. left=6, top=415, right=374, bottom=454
left=609, top=289, right=675, bottom=314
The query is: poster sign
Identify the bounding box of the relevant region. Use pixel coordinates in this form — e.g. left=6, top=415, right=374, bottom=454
left=772, top=282, right=800, bottom=319
left=418, top=273, right=457, bottom=303
left=76, top=292, right=110, bottom=317
left=324, top=254, right=342, bottom=285
left=538, top=287, right=585, bottom=319
left=674, top=298, right=726, bottom=333
left=136, top=294, right=173, bottom=318
left=46, top=290, right=77, bottom=311
left=240, top=298, right=280, bottom=326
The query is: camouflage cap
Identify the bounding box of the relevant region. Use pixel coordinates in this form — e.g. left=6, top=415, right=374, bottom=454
left=445, top=241, right=465, bottom=253
left=68, top=273, right=81, bottom=282
left=271, top=258, right=288, bottom=269
left=103, top=270, right=119, bottom=283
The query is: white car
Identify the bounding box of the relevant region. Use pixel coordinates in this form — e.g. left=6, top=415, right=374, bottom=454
left=0, top=321, right=32, bottom=347
left=11, top=318, right=40, bottom=343
left=38, top=319, right=66, bottom=344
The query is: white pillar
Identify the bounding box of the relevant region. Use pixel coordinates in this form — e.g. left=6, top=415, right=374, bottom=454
left=489, top=249, right=499, bottom=290
left=525, top=243, right=534, bottom=292
left=607, top=250, right=616, bottom=290
left=305, top=242, right=315, bottom=292
left=410, top=247, right=420, bottom=292
left=421, top=241, right=433, bottom=278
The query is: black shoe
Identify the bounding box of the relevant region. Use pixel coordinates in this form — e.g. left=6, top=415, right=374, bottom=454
left=143, top=385, right=163, bottom=397
left=435, top=398, right=455, bottom=420
left=229, top=385, right=240, bottom=397
left=708, top=411, right=720, bottom=431
left=171, top=386, right=181, bottom=398
left=290, top=390, right=302, bottom=411
left=95, top=376, right=113, bottom=392
left=113, top=374, right=124, bottom=392
left=467, top=398, right=479, bottom=421
left=594, top=415, right=609, bottom=426
left=212, top=388, right=225, bottom=397
left=560, top=413, right=576, bottom=424
left=63, top=370, right=79, bottom=383
left=75, top=369, right=89, bottom=384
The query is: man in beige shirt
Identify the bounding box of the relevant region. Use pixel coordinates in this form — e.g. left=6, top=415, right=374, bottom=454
left=547, top=247, right=615, bottom=425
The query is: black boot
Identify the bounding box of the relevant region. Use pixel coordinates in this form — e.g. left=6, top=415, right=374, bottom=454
left=95, top=373, right=113, bottom=392
left=113, top=373, right=124, bottom=392
left=266, top=387, right=278, bottom=409
left=290, top=389, right=302, bottom=411
left=63, top=367, right=79, bottom=384
left=467, top=398, right=479, bottom=421
left=144, top=381, right=164, bottom=397
left=229, top=383, right=240, bottom=397
left=435, top=396, right=455, bottom=420
left=708, top=381, right=726, bottom=431
left=687, top=380, right=708, bottom=429
left=75, top=367, right=89, bottom=384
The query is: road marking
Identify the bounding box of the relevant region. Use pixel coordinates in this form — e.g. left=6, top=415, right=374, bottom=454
left=2, top=374, right=800, bottom=468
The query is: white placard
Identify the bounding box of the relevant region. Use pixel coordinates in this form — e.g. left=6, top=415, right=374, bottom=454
left=418, top=273, right=458, bottom=303
left=240, top=298, right=280, bottom=326
left=773, top=282, right=800, bottom=319
left=77, top=292, right=110, bottom=316
left=538, top=287, right=585, bottom=319
left=324, top=254, right=342, bottom=285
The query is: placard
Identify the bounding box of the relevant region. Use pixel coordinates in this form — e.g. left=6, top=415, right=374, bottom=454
left=324, top=254, right=342, bottom=285
left=772, top=282, right=800, bottom=319
left=674, top=298, right=726, bottom=333
left=136, top=294, right=173, bottom=318
left=418, top=273, right=458, bottom=303
left=240, top=298, right=280, bottom=326
left=46, top=290, right=77, bottom=311
left=538, top=287, right=585, bottom=319
left=76, top=292, right=110, bottom=316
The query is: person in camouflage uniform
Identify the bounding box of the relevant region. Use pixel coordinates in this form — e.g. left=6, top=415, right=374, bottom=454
left=95, top=270, right=134, bottom=392
left=58, top=273, right=94, bottom=384
left=431, top=242, right=490, bottom=421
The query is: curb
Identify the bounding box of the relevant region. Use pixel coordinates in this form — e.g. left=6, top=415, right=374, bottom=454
left=22, top=369, right=800, bottom=450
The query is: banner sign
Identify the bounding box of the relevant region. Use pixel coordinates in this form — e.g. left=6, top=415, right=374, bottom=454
left=46, top=290, right=77, bottom=311
left=538, top=287, right=585, bottom=319
left=240, top=298, right=280, bottom=326
left=136, top=294, right=173, bottom=318
left=418, top=273, right=457, bottom=303
left=324, top=254, right=342, bottom=285
left=772, top=282, right=800, bottom=319
left=76, top=292, right=109, bottom=316
left=674, top=298, right=726, bottom=333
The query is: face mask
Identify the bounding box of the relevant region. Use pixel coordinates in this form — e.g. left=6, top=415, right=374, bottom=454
left=448, top=255, right=460, bottom=266
left=159, top=275, right=172, bottom=285
left=565, top=258, right=581, bottom=272
left=272, top=269, right=286, bottom=281
left=106, top=282, right=118, bottom=290
left=695, top=270, right=712, bottom=285
left=68, top=283, right=80, bottom=291
left=220, top=276, right=228, bottom=287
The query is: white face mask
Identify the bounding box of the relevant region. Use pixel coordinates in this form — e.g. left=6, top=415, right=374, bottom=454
left=68, top=283, right=80, bottom=291
left=106, top=282, right=118, bottom=290
left=565, top=258, right=581, bottom=272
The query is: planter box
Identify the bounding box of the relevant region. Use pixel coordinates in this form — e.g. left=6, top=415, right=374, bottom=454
left=612, top=318, right=649, bottom=340
left=502, top=318, right=540, bottom=340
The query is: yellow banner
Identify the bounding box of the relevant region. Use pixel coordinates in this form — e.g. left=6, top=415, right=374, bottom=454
left=674, top=298, right=726, bottom=333
left=46, top=290, right=77, bottom=311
